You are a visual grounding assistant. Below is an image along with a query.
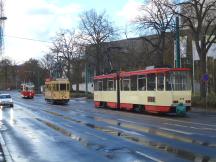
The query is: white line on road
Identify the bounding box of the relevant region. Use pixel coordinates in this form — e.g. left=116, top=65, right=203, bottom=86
left=85, top=132, right=107, bottom=141
left=159, top=127, right=193, bottom=135
left=118, top=119, right=137, bottom=124
left=148, top=116, right=216, bottom=128
left=108, top=126, right=143, bottom=136
left=135, top=151, right=164, bottom=162
left=163, top=122, right=216, bottom=131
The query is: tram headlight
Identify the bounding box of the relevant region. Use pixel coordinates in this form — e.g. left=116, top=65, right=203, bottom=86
left=185, top=100, right=191, bottom=104
left=173, top=100, right=178, bottom=104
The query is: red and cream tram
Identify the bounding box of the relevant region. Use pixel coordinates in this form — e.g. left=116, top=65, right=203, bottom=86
left=94, top=68, right=191, bottom=115
left=21, top=83, right=35, bottom=99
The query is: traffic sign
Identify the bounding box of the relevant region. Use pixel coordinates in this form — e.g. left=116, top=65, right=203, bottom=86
left=202, top=73, right=209, bottom=82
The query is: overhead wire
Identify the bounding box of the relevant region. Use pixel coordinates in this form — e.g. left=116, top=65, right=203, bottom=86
left=3, top=35, right=53, bottom=44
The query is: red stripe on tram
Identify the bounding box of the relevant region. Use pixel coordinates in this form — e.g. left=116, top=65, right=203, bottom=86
left=107, top=102, right=117, bottom=109
left=120, top=103, right=133, bottom=110
left=94, top=101, right=100, bottom=107
left=145, top=105, right=171, bottom=113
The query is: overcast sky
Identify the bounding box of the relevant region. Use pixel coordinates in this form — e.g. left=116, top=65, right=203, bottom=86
left=3, top=0, right=142, bottom=63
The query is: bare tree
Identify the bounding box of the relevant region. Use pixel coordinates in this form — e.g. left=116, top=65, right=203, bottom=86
left=170, top=0, right=216, bottom=97
left=18, top=58, right=46, bottom=91
left=79, top=9, right=117, bottom=75
left=0, top=58, right=12, bottom=89
left=40, top=53, right=55, bottom=77
left=135, top=0, right=176, bottom=66
left=50, top=29, right=84, bottom=92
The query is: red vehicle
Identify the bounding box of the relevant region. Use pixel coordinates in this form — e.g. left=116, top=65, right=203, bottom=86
left=21, top=83, right=35, bottom=99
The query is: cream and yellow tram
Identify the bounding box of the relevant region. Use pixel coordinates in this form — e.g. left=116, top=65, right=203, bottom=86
left=94, top=68, right=191, bottom=115
left=44, top=78, right=70, bottom=104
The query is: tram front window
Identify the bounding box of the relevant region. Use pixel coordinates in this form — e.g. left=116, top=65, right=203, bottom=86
left=166, top=71, right=191, bottom=91
left=60, top=84, right=67, bottom=91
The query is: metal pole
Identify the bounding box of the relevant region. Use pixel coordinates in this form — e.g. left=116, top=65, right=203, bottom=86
left=193, top=49, right=195, bottom=94
left=85, top=64, right=88, bottom=94
left=116, top=71, right=120, bottom=109
left=37, top=71, right=39, bottom=93
left=205, top=56, right=208, bottom=113
left=175, top=16, right=181, bottom=68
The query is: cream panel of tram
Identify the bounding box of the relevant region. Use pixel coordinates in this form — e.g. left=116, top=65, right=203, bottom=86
left=44, top=83, right=52, bottom=99
left=172, top=91, right=191, bottom=105
left=94, top=91, right=117, bottom=102
left=120, top=91, right=173, bottom=106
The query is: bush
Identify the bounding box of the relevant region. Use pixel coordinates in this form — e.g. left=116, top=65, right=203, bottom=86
left=192, top=93, right=216, bottom=108
left=70, top=92, right=93, bottom=99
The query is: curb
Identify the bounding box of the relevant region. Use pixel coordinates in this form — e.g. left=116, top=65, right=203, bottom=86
left=0, top=133, right=13, bottom=162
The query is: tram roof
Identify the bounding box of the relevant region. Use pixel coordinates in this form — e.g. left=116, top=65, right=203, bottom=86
left=45, top=78, right=69, bottom=83
left=94, top=68, right=190, bottom=80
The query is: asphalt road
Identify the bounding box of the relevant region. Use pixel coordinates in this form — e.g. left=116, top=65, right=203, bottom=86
left=0, top=91, right=216, bottom=162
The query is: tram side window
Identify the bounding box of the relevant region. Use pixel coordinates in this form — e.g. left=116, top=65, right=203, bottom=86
left=94, top=80, right=98, bottom=91
left=94, top=80, right=103, bottom=91
left=165, top=73, right=172, bottom=91
left=131, top=75, right=137, bottom=91
left=122, top=78, right=130, bottom=91
left=103, top=79, right=107, bottom=91
left=147, top=74, right=156, bottom=91
left=47, top=85, right=51, bottom=91
left=45, top=85, right=48, bottom=91
left=157, top=73, right=164, bottom=91
left=46, top=85, right=49, bottom=91
left=98, top=81, right=103, bottom=91
left=67, top=84, right=70, bottom=91
left=138, top=75, right=146, bottom=91
left=53, top=84, right=59, bottom=91
left=60, top=84, right=66, bottom=91
left=107, top=80, right=115, bottom=91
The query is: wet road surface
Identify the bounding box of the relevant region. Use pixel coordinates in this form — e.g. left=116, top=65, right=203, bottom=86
left=0, top=91, right=216, bottom=162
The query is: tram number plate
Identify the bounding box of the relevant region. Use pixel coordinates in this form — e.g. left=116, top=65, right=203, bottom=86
left=148, top=96, right=155, bottom=102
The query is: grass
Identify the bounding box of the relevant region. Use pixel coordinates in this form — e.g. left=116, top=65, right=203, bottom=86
left=192, top=92, right=216, bottom=108
left=70, top=91, right=93, bottom=99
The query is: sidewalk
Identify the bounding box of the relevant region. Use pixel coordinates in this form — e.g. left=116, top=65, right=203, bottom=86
left=191, top=106, right=216, bottom=115
left=0, top=134, right=6, bottom=162
left=0, top=123, right=12, bottom=162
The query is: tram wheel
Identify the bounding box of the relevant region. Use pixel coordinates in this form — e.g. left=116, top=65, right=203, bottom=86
left=133, top=105, right=144, bottom=113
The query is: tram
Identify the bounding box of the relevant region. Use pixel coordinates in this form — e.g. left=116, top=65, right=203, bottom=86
left=94, top=67, right=191, bottom=115
left=44, top=78, right=70, bottom=104
left=20, top=82, right=35, bottom=99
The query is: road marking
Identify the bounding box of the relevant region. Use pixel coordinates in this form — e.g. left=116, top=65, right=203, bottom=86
left=108, top=126, right=143, bottom=136
left=118, top=119, right=137, bottom=124
left=160, top=127, right=192, bottom=135
left=163, top=122, right=216, bottom=131
left=85, top=132, right=107, bottom=141
left=146, top=116, right=216, bottom=128
left=135, top=151, right=164, bottom=162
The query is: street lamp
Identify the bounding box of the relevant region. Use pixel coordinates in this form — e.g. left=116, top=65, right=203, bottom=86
left=105, top=46, right=129, bottom=110
left=0, top=16, right=7, bottom=56
left=0, top=17, right=7, bottom=20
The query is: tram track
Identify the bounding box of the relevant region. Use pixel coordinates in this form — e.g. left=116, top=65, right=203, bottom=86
left=12, top=100, right=216, bottom=162
left=14, top=96, right=216, bottom=130
left=11, top=104, right=175, bottom=162
left=14, top=99, right=216, bottom=148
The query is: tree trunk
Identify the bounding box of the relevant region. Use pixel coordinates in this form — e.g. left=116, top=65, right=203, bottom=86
left=158, top=32, right=166, bottom=66
left=95, top=45, right=102, bottom=75
left=76, top=82, right=79, bottom=93
left=200, top=56, right=207, bottom=98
